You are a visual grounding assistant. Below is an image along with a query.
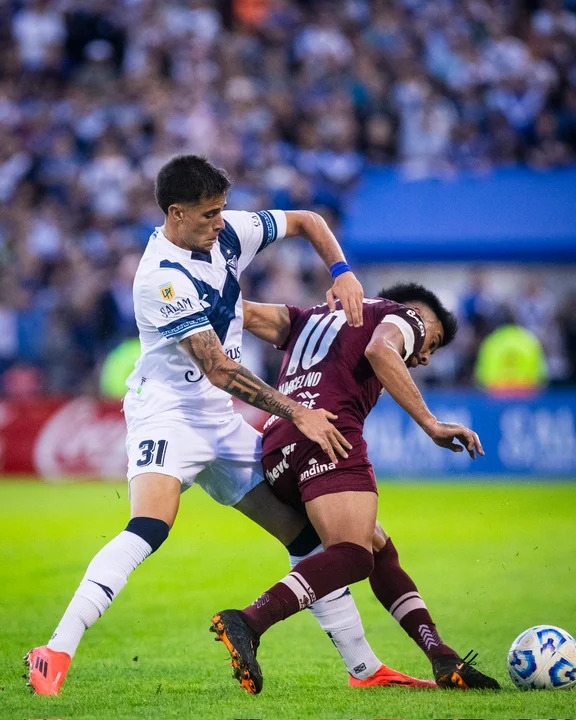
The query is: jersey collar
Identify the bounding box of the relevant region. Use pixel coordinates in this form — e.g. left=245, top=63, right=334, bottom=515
left=155, top=226, right=213, bottom=263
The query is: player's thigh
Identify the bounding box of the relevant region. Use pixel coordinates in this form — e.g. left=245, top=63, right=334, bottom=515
left=197, top=415, right=263, bottom=507
left=234, top=481, right=308, bottom=546
left=126, top=416, right=215, bottom=510
left=285, top=432, right=378, bottom=548
left=261, top=443, right=304, bottom=513
left=305, top=490, right=378, bottom=551
left=129, top=472, right=181, bottom=528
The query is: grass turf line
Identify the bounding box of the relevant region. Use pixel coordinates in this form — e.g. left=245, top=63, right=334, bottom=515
left=0, top=479, right=574, bottom=719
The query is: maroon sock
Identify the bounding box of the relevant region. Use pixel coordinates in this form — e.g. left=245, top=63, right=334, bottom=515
left=369, top=538, right=458, bottom=661
left=242, top=542, right=374, bottom=637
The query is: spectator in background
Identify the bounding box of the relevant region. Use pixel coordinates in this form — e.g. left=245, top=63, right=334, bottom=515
left=12, top=0, right=65, bottom=74
left=527, top=112, right=575, bottom=168
left=99, top=337, right=140, bottom=398
left=513, top=277, right=570, bottom=382
left=557, top=291, right=576, bottom=383
left=474, top=324, right=548, bottom=393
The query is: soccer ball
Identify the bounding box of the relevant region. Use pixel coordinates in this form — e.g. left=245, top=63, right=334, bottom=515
left=508, top=625, right=576, bottom=690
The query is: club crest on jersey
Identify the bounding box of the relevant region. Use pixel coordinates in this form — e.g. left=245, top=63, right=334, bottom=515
left=159, top=282, right=175, bottom=302
left=225, top=255, right=238, bottom=279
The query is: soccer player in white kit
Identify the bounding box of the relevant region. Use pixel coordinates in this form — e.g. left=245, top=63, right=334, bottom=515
left=26, top=155, right=426, bottom=695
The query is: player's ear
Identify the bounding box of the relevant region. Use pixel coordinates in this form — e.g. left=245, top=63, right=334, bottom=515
left=168, top=204, right=185, bottom=223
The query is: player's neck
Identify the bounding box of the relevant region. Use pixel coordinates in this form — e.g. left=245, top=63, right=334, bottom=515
left=163, top=222, right=190, bottom=251
left=163, top=222, right=209, bottom=254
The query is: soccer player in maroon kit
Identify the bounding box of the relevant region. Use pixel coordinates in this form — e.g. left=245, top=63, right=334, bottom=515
left=211, top=283, right=501, bottom=693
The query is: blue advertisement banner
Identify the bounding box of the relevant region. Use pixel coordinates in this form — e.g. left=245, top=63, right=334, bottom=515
left=364, top=390, right=576, bottom=477
left=343, top=167, right=576, bottom=262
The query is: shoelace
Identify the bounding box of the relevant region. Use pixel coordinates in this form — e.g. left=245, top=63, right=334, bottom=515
left=461, top=650, right=479, bottom=666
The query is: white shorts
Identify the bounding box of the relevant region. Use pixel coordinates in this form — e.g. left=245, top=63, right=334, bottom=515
left=124, top=392, right=263, bottom=507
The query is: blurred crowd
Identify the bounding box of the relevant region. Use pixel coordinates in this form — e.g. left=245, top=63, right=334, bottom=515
left=0, top=0, right=575, bottom=396
left=406, top=269, right=576, bottom=389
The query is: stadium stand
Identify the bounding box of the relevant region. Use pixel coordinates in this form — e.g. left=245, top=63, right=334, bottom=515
left=0, top=0, right=575, bottom=394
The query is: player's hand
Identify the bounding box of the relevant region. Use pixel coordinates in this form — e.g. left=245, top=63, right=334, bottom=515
left=326, top=272, right=364, bottom=328
left=426, top=421, right=485, bottom=459
left=291, top=406, right=352, bottom=465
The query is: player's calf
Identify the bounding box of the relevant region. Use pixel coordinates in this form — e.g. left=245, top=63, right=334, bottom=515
left=25, top=516, right=170, bottom=694
left=211, top=542, right=374, bottom=693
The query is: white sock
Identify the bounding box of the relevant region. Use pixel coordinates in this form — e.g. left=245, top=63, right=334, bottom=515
left=289, top=546, right=381, bottom=679
left=47, top=531, right=152, bottom=657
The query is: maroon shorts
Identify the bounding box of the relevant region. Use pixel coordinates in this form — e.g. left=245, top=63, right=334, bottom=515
left=261, top=432, right=377, bottom=510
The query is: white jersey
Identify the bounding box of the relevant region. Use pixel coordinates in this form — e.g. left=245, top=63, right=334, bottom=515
left=126, top=209, right=287, bottom=426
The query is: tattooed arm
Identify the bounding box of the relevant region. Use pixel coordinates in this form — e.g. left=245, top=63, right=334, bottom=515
left=183, top=329, right=296, bottom=418
left=180, top=329, right=351, bottom=463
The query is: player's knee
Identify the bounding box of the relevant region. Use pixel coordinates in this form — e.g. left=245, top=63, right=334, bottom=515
left=331, top=541, right=374, bottom=583
left=125, top=516, right=170, bottom=553
left=286, top=522, right=322, bottom=557
left=372, top=522, right=389, bottom=552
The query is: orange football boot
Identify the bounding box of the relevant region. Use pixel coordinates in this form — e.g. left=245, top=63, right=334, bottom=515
left=210, top=610, right=262, bottom=694
left=25, top=645, right=71, bottom=695
left=349, top=663, right=437, bottom=688
left=432, top=651, right=500, bottom=689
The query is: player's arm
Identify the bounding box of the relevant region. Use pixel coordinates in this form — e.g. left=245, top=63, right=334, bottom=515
left=242, top=300, right=291, bottom=346
left=365, top=324, right=484, bottom=459
left=284, top=210, right=364, bottom=328
left=181, top=330, right=351, bottom=464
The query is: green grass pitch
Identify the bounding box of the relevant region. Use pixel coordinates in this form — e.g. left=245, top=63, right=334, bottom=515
left=0, top=479, right=574, bottom=719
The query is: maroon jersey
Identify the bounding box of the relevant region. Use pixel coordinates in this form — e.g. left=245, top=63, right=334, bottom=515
left=262, top=298, right=426, bottom=453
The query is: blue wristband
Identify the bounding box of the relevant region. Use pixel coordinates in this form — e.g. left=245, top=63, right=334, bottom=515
left=330, top=261, right=351, bottom=279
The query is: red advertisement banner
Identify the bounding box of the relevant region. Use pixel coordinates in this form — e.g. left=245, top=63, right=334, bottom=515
left=0, top=398, right=267, bottom=478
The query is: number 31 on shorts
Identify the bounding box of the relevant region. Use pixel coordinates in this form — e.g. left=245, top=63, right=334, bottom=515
left=136, top=439, right=168, bottom=467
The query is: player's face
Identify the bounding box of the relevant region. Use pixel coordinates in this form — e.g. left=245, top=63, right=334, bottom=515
left=173, top=195, right=227, bottom=252
left=407, top=315, right=444, bottom=368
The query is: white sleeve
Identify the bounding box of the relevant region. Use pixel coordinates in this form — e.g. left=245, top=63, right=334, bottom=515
left=223, top=209, right=287, bottom=271
left=380, top=314, right=417, bottom=360
left=140, top=266, right=213, bottom=342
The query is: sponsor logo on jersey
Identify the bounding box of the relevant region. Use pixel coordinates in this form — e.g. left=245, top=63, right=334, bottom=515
left=299, top=457, right=336, bottom=483
left=159, top=297, right=195, bottom=318
left=159, top=282, right=175, bottom=301
left=406, top=308, right=425, bottom=337
left=296, top=390, right=320, bottom=409
left=263, top=413, right=278, bottom=430
left=225, top=346, right=241, bottom=361
left=265, top=443, right=295, bottom=485
left=184, top=368, right=203, bottom=383
left=262, top=374, right=323, bottom=431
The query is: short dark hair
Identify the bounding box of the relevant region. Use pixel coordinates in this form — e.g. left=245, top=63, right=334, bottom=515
left=378, top=282, right=458, bottom=346
left=154, top=155, right=231, bottom=214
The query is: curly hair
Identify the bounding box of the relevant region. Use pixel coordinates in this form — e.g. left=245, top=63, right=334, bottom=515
left=378, top=283, right=458, bottom=346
